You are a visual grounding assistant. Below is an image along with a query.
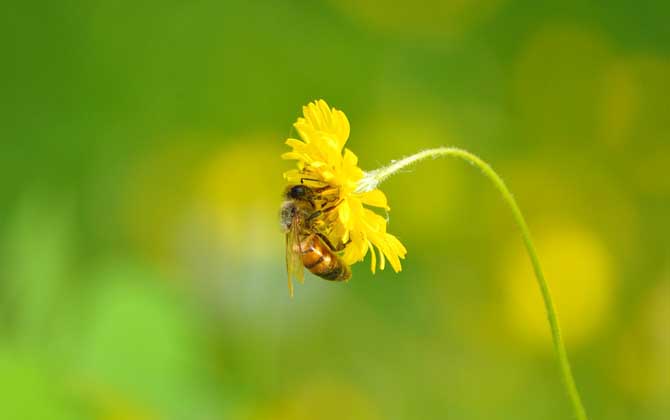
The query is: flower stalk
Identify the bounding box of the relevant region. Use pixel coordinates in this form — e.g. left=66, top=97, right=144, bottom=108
left=358, top=147, right=588, bottom=420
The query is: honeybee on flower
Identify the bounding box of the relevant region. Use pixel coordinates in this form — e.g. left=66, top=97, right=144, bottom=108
left=281, top=100, right=407, bottom=296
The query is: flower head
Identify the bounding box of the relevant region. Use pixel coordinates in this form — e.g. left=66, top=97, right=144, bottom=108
left=282, top=100, right=407, bottom=274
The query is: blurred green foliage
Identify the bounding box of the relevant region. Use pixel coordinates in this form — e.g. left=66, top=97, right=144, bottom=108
left=1, top=1, right=669, bottom=419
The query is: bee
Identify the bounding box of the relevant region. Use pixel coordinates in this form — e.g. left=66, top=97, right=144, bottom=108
left=280, top=184, right=351, bottom=296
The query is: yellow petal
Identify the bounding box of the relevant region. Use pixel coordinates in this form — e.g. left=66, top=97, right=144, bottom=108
left=304, top=102, right=324, bottom=129
left=285, top=138, right=304, bottom=147
left=339, top=200, right=351, bottom=225
left=281, top=151, right=308, bottom=161
left=317, top=100, right=332, bottom=126
left=368, top=240, right=377, bottom=274
left=343, top=148, right=358, bottom=167
left=342, top=230, right=367, bottom=265
left=332, top=109, right=350, bottom=148
left=358, top=189, right=389, bottom=210
left=385, top=245, right=402, bottom=272
left=283, top=169, right=301, bottom=181
left=379, top=246, right=386, bottom=270
left=389, top=234, right=408, bottom=258
left=342, top=228, right=350, bottom=244
left=321, top=171, right=336, bottom=181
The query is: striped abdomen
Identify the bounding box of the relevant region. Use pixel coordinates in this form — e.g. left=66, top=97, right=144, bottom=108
left=300, top=234, right=351, bottom=281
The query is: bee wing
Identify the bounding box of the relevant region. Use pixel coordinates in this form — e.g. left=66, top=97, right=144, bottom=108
left=285, top=219, right=304, bottom=297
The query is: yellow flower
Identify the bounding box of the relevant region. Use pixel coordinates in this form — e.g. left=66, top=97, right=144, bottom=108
left=282, top=99, right=407, bottom=273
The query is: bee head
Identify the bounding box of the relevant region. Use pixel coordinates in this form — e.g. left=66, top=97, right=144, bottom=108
left=286, top=184, right=313, bottom=200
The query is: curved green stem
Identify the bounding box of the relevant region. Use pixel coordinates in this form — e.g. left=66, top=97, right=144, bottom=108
left=358, top=147, right=588, bottom=420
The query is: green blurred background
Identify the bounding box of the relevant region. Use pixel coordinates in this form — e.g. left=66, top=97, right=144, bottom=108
left=2, top=1, right=669, bottom=419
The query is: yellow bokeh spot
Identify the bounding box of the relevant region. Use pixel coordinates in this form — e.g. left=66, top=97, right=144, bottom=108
left=194, top=138, right=286, bottom=263
left=121, top=135, right=286, bottom=275
left=501, top=224, right=614, bottom=348
left=614, top=278, right=670, bottom=403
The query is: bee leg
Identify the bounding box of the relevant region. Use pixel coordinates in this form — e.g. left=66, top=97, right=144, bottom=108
left=307, top=199, right=342, bottom=222
left=317, top=232, right=344, bottom=252
left=313, top=186, right=340, bottom=199
left=320, top=199, right=343, bottom=214
left=306, top=210, right=322, bottom=225
left=334, top=237, right=351, bottom=251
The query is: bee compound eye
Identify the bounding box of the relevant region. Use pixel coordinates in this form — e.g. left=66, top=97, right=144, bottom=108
left=290, top=185, right=307, bottom=198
